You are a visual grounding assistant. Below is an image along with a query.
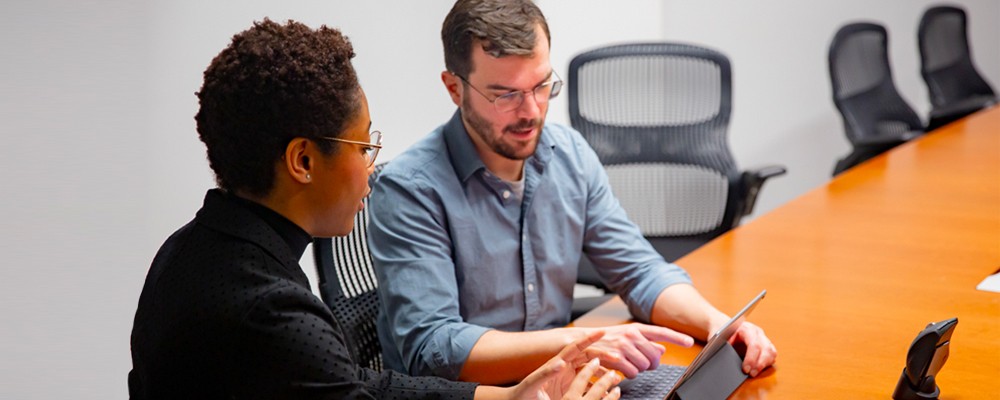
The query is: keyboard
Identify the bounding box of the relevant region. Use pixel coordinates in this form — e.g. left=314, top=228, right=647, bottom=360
left=619, top=364, right=686, bottom=400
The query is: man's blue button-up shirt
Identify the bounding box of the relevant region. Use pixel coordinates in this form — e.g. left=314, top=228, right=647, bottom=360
left=369, top=110, right=692, bottom=379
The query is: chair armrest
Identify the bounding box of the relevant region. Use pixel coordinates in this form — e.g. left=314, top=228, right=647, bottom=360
left=930, top=96, right=998, bottom=122
left=740, top=165, right=787, bottom=217
left=854, top=130, right=922, bottom=148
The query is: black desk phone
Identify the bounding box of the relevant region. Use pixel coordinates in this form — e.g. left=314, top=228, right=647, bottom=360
left=892, top=317, right=958, bottom=400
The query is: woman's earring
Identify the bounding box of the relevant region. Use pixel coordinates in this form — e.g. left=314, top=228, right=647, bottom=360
left=305, top=173, right=311, bottom=181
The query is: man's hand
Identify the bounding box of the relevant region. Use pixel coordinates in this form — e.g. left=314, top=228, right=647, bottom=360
left=728, top=321, right=776, bottom=377
left=580, top=323, right=694, bottom=378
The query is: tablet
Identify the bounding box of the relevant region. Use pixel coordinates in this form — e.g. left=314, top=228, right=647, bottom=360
left=619, top=289, right=767, bottom=399
left=669, top=289, right=766, bottom=392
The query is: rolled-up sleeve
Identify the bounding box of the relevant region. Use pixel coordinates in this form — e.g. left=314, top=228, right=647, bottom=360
left=575, top=134, right=692, bottom=323
left=369, top=169, right=491, bottom=380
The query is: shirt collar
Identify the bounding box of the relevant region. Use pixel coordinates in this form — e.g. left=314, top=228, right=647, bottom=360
left=443, top=109, right=486, bottom=183
left=443, top=109, right=556, bottom=183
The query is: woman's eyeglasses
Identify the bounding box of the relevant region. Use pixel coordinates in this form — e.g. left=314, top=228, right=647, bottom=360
left=322, top=130, right=383, bottom=167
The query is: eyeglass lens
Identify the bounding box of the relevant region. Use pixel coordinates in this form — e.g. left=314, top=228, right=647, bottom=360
left=366, top=131, right=382, bottom=166
left=494, top=80, right=563, bottom=112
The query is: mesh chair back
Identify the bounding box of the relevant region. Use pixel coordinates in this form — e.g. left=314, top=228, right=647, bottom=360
left=568, top=43, right=738, bottom=237
left=829, top=23, right=923, bottom=145
left=918, top=6, right=996, bottom=109
left=312, top=163, right=385, bottom=371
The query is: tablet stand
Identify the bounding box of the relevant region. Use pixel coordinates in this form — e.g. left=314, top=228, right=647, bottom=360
left=673, top=342, right=749, bottom=400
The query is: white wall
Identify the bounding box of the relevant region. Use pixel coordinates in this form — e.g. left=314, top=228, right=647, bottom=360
left=658, top=0, right=1000, bottom=218
left=1, top=1, right=151, bottom=398
left=1, top=1, right=996, bottom=398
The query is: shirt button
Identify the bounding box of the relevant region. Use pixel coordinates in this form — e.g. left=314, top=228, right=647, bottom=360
left=527, top=283, right=535, bottom=292
left=502, top=190, right=511, bottom=199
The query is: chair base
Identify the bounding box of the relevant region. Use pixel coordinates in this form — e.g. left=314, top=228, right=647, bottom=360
left=833, top=143, right=904, bottom=176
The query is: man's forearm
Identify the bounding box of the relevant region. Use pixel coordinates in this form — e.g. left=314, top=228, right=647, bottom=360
left=650, top=283, right=730, bottom=342
left=459, top=327, right=585, bottom=384
left=458, top=284, right=729, bottom=384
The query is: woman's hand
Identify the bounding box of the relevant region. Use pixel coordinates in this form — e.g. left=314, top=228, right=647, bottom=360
left=508, top=330, right=622, bottom=400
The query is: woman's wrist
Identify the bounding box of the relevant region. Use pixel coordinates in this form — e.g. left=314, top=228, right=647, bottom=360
left=474, top=385, right=513, bottom=400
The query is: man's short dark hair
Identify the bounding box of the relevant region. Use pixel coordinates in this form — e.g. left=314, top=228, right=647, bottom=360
left=441, top=0, right=550, bottom=78
left=196, top=18, right=360, bottom=197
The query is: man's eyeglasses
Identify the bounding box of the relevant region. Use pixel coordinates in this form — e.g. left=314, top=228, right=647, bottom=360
left=454, top=72, right=563, bottom=113
left=322, top=130, right=383, bottom=167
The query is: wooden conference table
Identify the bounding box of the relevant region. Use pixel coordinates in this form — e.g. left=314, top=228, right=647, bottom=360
left=573, top=106, right=1000, bottom=398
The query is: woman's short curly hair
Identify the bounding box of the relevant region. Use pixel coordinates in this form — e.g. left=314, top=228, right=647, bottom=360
left=195, top=18, right=360, bottom=197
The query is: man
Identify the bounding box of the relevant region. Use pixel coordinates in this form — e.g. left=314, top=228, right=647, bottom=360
left=369, top=0, right=777, bottom=385
left=128, top=18, right=620, bottom=399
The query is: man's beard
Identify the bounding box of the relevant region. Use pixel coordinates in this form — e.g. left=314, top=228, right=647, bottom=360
left=462, top=95, right=543, bottom=161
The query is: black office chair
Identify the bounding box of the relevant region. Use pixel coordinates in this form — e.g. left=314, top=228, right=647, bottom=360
left=312, top=163, right=385, bottom=371
left=567, top=43, right=785, bottom=317
left=828, top=23, right=924, bottom=176
left=918, top=5, right=997, bottom=131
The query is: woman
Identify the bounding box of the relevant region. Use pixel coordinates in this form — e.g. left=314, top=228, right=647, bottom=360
left=128, top=19, right=620, bottom=399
